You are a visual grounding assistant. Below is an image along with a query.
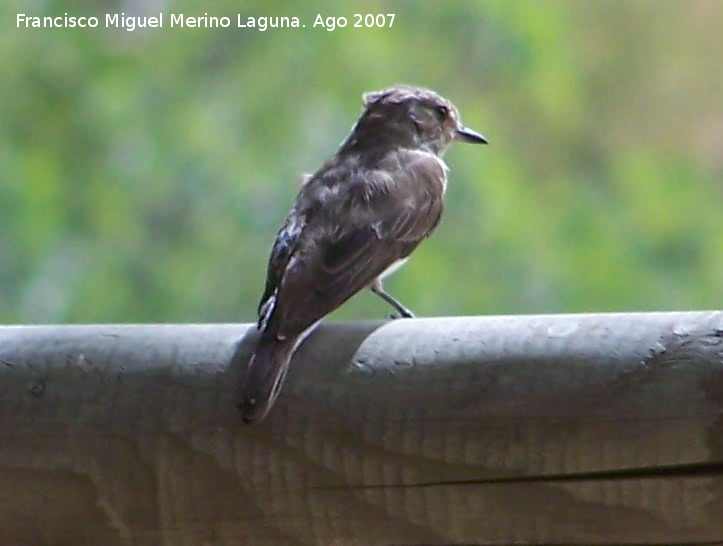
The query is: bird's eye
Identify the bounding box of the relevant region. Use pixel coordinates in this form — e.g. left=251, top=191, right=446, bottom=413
left=435, top=105, right=449, bottom=118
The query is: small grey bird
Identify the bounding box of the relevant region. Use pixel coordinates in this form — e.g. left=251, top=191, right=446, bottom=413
left=240, top=85, right=487, bottom=423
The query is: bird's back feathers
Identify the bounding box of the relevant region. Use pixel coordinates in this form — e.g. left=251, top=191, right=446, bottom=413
left=258, top=149, right=446, bottom=341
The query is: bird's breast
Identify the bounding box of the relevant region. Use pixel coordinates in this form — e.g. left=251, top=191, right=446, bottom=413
left=380, top=258, right=409, bottom=279
left=404, top=149, right=449, bottom=195
left=434, top=156, right=450, bottom=195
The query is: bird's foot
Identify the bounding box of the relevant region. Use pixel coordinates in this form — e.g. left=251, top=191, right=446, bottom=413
left=371, top=283, right=415, bottom=319
left=388, top=309, right=415, bottom=320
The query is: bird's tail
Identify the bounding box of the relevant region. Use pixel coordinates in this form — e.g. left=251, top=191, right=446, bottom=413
left=239, top=334, right=298, bottom=423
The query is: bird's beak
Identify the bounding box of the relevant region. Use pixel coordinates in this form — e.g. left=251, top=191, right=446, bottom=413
left=455, top=126, right=488, bottom=144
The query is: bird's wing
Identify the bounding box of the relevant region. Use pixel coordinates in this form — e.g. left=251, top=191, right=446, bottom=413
left=256, top=207, right=305, bottom=328
left=269, top=152, right=446, bottom=339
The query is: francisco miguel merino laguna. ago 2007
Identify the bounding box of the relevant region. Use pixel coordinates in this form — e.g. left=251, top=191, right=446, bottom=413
left=240, top=85, right=488, bottom=423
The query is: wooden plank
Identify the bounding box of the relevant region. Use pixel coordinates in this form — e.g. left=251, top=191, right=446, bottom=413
left=0, top=312, right=721, bottom=545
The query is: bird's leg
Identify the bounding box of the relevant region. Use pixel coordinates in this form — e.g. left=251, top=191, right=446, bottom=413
left=371, top=279, right=415, bottom=318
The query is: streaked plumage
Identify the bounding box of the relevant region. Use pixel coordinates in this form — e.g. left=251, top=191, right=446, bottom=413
left=240, top=85, right=487, bottom=423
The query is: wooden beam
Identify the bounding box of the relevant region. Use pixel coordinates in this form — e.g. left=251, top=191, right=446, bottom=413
left=1, top=312, right=722, bottom=545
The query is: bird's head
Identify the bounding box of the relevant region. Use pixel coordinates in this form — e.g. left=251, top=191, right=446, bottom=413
left=345, top=85, right=488, bottom=156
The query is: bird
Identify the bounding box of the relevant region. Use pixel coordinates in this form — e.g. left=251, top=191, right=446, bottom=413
left=240, top=85, right=488, bottom=423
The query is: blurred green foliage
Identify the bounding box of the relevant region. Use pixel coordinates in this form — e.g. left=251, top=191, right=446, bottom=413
left=1, top=0, right=722, bottom=324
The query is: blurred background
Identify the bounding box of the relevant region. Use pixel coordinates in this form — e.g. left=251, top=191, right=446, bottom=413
left=1, top=0, right=722, bottom=324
